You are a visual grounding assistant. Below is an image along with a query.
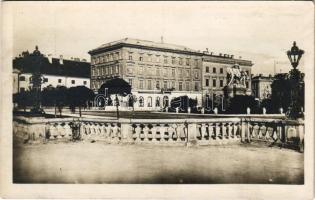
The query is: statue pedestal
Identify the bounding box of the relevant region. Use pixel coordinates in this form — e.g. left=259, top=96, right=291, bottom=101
left=224, top=84, right=247, bottom=98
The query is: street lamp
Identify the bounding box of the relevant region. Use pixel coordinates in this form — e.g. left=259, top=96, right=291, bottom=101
left=287, top=41, right=304, bottom=70
left=286, top=41, right=304, bottom=119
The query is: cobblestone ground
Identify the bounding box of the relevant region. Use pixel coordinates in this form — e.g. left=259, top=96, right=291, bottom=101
left=13, top=140, right=304, bottom=184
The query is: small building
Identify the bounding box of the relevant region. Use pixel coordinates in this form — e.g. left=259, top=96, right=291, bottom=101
left=251, top=74, right=274, bottom=100
left=13, top=47, right=91, bottom=93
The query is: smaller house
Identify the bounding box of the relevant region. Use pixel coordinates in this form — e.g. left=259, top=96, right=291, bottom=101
left=251, top=74, right=274, bottom=100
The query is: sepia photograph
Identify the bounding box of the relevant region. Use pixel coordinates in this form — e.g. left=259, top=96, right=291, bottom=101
left=1, top=1, right=314, bottom=199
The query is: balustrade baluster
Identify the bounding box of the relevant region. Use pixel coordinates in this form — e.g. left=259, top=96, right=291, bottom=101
left=134, top=124, right=141, bottom=142
left=143, top=124, right=149, bottom=142
left=151, top=124, right=157, bottom=142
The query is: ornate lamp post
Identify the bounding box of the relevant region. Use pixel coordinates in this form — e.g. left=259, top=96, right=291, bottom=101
left=286, top=41, right=304, bottom=119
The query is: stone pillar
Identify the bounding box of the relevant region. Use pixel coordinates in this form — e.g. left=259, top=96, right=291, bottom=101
left=247, top=107, right=251, bottom=115
left=188, top=107, right=191, bottom=114
left=262, top=107, right=266, bottom=115
left=201, top=108, right=205, bottom=114
left=176, top=107, right=179, bottom=113
left=279, top=107, right=283, bottom=114
left=187, top=123, right=197, bottom=145
left=241, top=120, right=246, bottom=142
left=121, top=123, right=133, bottom=143
left=214, top=107, right=218, bottom=115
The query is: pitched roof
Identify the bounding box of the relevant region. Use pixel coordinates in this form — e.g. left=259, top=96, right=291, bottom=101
left=89, top=38, right=200, bottom=54
left=13, top=55, right=91, bottom=78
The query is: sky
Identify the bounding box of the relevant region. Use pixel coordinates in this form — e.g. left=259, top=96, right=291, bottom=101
left=9, top=1, right=314, bottom=75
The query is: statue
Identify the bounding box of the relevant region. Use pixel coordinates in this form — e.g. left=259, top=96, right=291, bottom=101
left=226, top=63, right=248, bottom=87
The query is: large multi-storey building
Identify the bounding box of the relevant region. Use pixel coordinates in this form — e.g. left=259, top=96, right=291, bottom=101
left=251, top=74, right=274, bottom=100
left=88, top=38, right=253, bottom=109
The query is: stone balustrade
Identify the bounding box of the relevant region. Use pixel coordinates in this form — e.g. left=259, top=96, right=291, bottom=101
left=13, top=116, right=304, bottom=151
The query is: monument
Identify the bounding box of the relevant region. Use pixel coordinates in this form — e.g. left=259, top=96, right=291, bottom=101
left=223, top=63, right=249, bottom=98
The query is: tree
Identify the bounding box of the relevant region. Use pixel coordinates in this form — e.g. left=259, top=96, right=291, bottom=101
left=13, top=90, right=33, bottom=112
left=98, top=78, right=131, bottom=119
left=68, top=86, right=94, bottom=117
left=270, top=74, right=291, bottom=113
left=227, top=95, right=258, bottom=114
left=55, top=86, right=68, bottom=117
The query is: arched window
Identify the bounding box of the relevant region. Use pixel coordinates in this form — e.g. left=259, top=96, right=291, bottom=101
left=147, top=96, right=152, bottom=107
left=139, top=96, right=144, bottom=107
left=156, top=97, right=160, bottom=107
left=163, top=96, right=169, bottom=107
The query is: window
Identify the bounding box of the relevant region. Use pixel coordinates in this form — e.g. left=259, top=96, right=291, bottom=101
left=186, top=82, right=190, bottom=91
left=147, top=80, right=152, bottom=90
left=194, top=70, right=199, bottom=79
left=163, top=67, right=167, bottom=76
left=139, top=80, right=144, bottom=89
left=186, top=69, right=190, bottom=77
left=194, top=82, right=199, bottom=91
left=71, top=80, right=75, bottom=84
left=179, top=58, right=183, bottom=65
left=206, top=67, right=209, bottom=73
left=194, top=59, right=198, bottom=66
left=163, top=96, right=169, bottom=107
left=83, top=81, right=87, bottom=85
left=220, top=68, right=223, bottom=74
left=246, top=81, right=249, bottom=88
left=172, top=68, right=175, bottom=76
left=43, top=78, right=48, bottom=82
left=213, top=79, right=216, bottom=87
left=139, top=96, right=144, bottom=107
left=105, top=67, right=108, bottom=75
left=116, top=52, right=119, bottom=60
left=128, top=54, right=133, bottom=60
left=179, top=69, right=183, bottom=76
left=19, top=76, right=25, bottom=81
left=139, top=56, right=143, bottom=61
left=179, top=82, right=183, bottom=91
left=186, top=58, right=190, bottom=66
left=20, top=87, right=25, bottom=92
left=163, top=81, right=168, bottom=89
left=220, top=80, right=224, bottom=87
left=139, top=66, right=143, bottom=74
left=147, top=97, right=152, bottom=107
left=156, top=67, right=160, bottom=76
left=206, top=79, right=209, bottom=87
left=156, top=97, right=160, bottom=107
left=58, top=79, right=62, bottom=83
left=213, top=67, right=216, bottom=73
left=172, top=57, right=176, bottom=64
left=171, top=81, right=175, bottom=89
left=115, top=65, right=119, bottom=73
left=156, top=81, right=160, bottom=89
left=156, top=55, right=160, bottom=62
left=128, top=78, right=133, bottom=87
left=164, top=56, right=168, bottom=64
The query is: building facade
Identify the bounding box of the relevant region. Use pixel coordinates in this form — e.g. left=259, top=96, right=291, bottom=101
left=251, top=74, right=274, bottom=100
left=13, top=47, right=90, bottom=93
left=88, top=38, right=253, bottom=110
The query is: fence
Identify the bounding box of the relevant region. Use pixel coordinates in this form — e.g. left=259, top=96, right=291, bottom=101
left=13, top=116, right=304, bottom=151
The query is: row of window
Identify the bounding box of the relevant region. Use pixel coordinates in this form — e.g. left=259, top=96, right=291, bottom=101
left=127, top=66, right=199, bottom=79
left=19, top=76, right=87, bottom=85
left=128, top=53, right=199, bottom=66
left=205, top=67, right=224, bottom=74
left=92, top=52, right=120, bottom=64
left=127, top=78, right=199, bottom=91
left=91, top=65, right=119, bottom=77
left=205, top=79, right=225, bottom=88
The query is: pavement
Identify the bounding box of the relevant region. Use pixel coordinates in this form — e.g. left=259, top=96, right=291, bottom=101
left=13, top=139, right=304, bottom=184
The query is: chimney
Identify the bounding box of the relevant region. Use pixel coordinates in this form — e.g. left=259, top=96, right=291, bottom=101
left=231, top=55, right=234, bottom=59
left=161, top=36, right=164, bottom=44
left=59, top=55, right=64, bottom=65
left=48, top=54, right=53, bottom=63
